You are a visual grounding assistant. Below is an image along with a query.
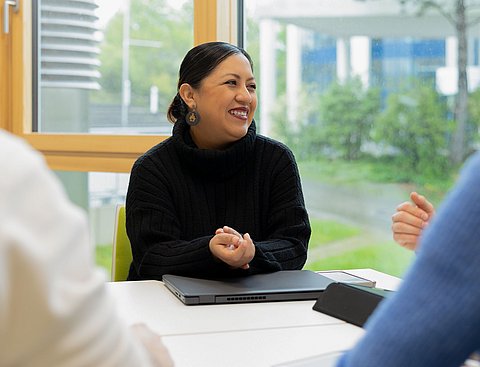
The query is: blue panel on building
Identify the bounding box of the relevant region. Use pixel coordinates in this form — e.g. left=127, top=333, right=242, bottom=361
left=303, top=47, right=337, bottom=65
left=372, top=39, right=444, bottom=59
left=412, top=40, right=445, bottom=58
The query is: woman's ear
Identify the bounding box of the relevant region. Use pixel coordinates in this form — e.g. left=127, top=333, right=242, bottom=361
left=178, top=83, right=196, bottom=109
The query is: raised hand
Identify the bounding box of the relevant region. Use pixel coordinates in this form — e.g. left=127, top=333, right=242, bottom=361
left=391, top=192, right=435, bottom=251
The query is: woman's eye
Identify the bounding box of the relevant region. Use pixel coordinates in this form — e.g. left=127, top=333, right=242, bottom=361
left=226, top=80, right=236, bottom=86
left=248, top=84, right=257, bottom=90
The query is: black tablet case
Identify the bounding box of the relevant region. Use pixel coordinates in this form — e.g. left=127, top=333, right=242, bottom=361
left=313, top=282, right=395, bottom=327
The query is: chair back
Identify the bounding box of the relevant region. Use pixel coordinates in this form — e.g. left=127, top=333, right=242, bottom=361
left=111, top=204, right=132, bottom=281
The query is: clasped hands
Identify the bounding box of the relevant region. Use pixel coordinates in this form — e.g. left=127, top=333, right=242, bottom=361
left=209, top=225, right=255, bottom=269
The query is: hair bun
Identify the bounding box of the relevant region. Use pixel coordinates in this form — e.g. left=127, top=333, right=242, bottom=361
left=167, top=93, right=187, bottom=123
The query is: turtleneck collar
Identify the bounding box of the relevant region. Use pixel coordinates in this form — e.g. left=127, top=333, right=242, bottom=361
left=172, top=119, right=257, bottom=181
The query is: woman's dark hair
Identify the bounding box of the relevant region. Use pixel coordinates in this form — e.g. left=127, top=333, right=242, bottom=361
left=167, top=42, right=254, bottom=123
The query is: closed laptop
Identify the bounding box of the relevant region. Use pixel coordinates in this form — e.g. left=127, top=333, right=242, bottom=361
left=162, top=270, right=335, bottom=305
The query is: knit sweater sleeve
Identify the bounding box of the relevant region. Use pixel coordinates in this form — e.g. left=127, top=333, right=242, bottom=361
left=126, top=152, right=231, bottom=280
left=337, top=152, right=480, bottom=367
left=249, top=141, right=310, bottom=273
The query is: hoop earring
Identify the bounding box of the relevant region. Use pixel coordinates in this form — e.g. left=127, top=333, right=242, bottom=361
left=185, top=108, right=200, bottom=126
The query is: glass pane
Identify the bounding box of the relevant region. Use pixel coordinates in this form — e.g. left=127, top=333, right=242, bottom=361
left=54, top=170, right=130, bottom=277
left=244, top=0, right=476, bottom=276
left=35, top=0, right=193, bottom=134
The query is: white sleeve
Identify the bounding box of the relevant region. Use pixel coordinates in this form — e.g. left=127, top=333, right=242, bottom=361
left=0, top=131, right=154, bottom=367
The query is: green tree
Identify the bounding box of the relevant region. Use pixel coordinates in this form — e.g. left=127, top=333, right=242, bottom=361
left=270, top=86, right=324, bottom=160
left=94, top=0, right=193, bottom=108
left=244, top=16, right=261, bottom=123
left=317, top=78, right=381, bottom=160
left=384, top=0, right=480, bottom=164
left=467, top=87, right=480, bottom=147
left=374, top=83, right=451, bottom=177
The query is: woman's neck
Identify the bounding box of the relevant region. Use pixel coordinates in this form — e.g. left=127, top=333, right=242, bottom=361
left=189, top=128, right=230, bottom=150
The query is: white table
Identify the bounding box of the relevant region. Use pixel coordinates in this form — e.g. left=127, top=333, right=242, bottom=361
left=107, top=269, right=401, bottom=367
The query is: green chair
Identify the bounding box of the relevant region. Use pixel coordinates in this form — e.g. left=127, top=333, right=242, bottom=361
left=111, top=204, right=133, bottom=281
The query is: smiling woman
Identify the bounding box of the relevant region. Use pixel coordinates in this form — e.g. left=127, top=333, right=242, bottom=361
left=125, top=41, right=311, bottom=281
left=177, top=52, right=257, bottom=149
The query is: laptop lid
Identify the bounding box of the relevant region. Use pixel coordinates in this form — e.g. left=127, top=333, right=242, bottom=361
left=162, top=270, right=334, bottom=305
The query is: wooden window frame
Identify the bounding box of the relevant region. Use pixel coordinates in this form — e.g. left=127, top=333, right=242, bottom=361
left=4, top=0, right=219, bottom=173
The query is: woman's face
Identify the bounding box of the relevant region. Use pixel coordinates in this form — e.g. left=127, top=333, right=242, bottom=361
left=189, top=53, right=257, bottom=150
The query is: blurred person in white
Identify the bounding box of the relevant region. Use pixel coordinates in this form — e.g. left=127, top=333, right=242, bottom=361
left=0, top=129, right=173, bottom=367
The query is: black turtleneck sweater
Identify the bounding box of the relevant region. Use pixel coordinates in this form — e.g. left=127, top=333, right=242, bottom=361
left=126, top=120, right=310, bottom=280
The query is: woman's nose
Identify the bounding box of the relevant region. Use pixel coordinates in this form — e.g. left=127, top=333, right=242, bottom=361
left=236, top=86, right=253, bottom=103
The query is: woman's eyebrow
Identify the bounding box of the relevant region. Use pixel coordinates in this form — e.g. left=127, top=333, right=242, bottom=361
left=221, top=73, right=255, bottom=81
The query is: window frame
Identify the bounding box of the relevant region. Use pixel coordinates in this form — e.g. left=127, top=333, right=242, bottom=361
left=3, top=0, right=227, bottom=173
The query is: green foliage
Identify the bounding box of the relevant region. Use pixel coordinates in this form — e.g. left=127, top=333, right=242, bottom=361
left=244, top=17, right=261, bottom=122
left=275, top=25, right=288, bottom=96
left=270, top=86, right=324, bottom=159
left=274, top=79, right=381, bottom=161
left=374, top=82, right=452, bottom=178
left=96, top=244, right=113, bottom=276
left=305, top=242, right=415, bottom=278
left=96, top=14, right=124, bottom=103
left=299, top=159, right=366, bottom=183
left=317, top=78, right=381, bottom=160
left=298, top=157, right=455, bottom=205
left=94, top=0, right=193, bottom=108
left=309, top=218, right=361, bottom=250
left=469, top=88, right=480, bottom=127
left=468, top=88, right=480, bottom=146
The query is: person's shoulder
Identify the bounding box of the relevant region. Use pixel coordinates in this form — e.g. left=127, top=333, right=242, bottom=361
left=256, top=134, right=293, bottom=152
left=133, top=136, right=174, bottom=167
left=0, top=130, right=45, bottom=174
left=255, top=134, right=296, bottom=160
left=465, top=151, right=480, bottom=169
left=0, top=129, right=39, bottom=157
left=144, top=136, right=175, bottom=157
left=451, top=152, right=480, bottom=198
left=461, top=151, right=480, bottom=180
